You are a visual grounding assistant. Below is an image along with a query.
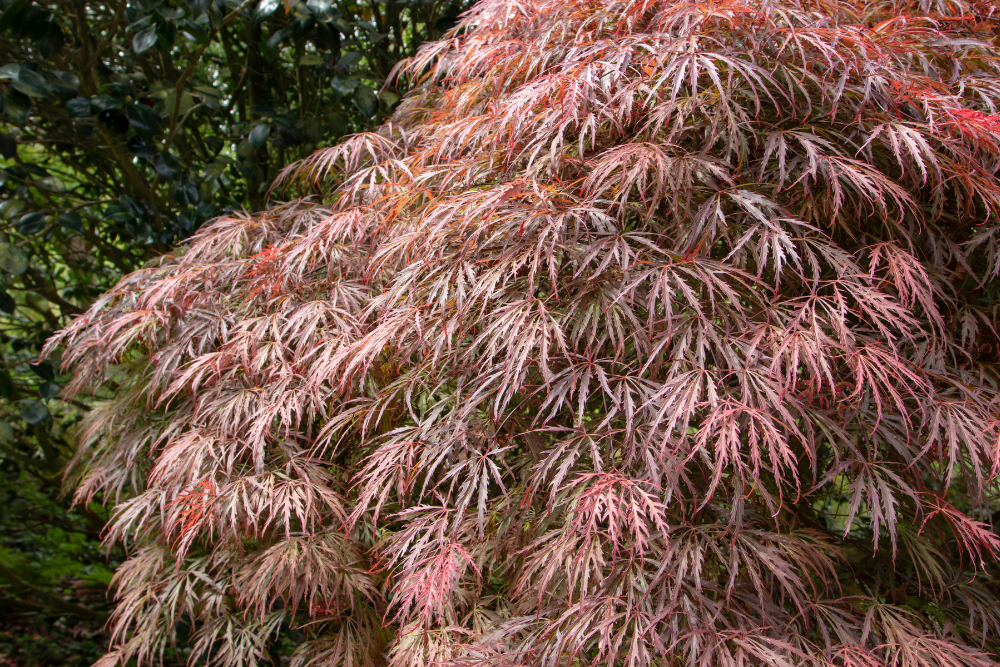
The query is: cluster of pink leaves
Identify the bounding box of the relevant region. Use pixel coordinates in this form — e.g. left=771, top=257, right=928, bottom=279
left=47, top=0, right=1000, bottom=665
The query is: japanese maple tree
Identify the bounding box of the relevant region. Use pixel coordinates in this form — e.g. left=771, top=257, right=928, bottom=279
left=47, top=0, right=1000, bottom=665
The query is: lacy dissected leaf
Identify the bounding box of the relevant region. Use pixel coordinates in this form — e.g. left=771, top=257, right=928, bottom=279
left=46, top=0, right=1000, bottom=666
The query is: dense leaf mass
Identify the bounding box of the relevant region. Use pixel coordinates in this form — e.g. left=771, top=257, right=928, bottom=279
left=48, top=0, right=1000, bottom=665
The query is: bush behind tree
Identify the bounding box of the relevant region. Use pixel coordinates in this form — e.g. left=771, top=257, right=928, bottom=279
left=49, top=0, right=1000, bottom=665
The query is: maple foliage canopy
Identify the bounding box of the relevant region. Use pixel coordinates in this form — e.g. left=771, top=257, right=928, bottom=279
left=47, top=0, right=1000, bottom=665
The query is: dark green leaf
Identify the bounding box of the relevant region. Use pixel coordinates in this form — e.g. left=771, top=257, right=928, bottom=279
left=56, top=212, right=83, bottom=233
left=335, top=51, right=363, bottom=72
left=0, top=371, right=12, bottom=399
left=330, top=75, right=359, bottom=97
left=28, top=361, right=54, bottom=381
left=35, top=21, right=64, bottom=59
left=21, top=164, right=48, bottom=177
left=155, top=20, right=177, bottom=48
left=158, top=7, right=185, bottom=20
left=127, top=136, right=159, bottom=158
left=18, top=398, right=48, bottom=424
left=236, top=139, right=254, bottom=158
left=267, top=25, right=292, bottom=49
left=0, top=132, right=17, bottom=159
left=326, top=112, right=346, bottom=136
left=254, top=0, right=280, bottom=25
left=37, top=176, right=64, bottom=192
left=126, top=220, right=153, bottom=241
left=51, top=70, right=79, bottom=99
left=120, top=195, right=152, bottom=219
left=0, top=243, right=27, bottom=274
left=248, top=123, right=271, bottom=149
left=132, top=26, right=158, bottom=54
left=252, top=105, right=276, bottom=118
left=66, top=96, right=93, bottom=117
left=0, top=0, right=29, bottom=34
left=152, top=151, right=179, bottom=179
left=15, top=211, right=46, bottom=235
left=128, top=15, right=153, bottom=32
left=89, top=94, right=118, bottom=112
left=0, top=199, right=24, bottom=220
left=12, top=68, right=51, bottom=98
left=99, top=108, right=129, bottom=133
left=379, top=90, right=400, bottom=107
left=50, top=71, right=79, bottom=90
left=38, top=381, right=59, bottom=399
left=127, top=103, right=161, bottom=136
left=180, top=18, right=209, bottom=44
left=353, top=84, right=378, bottom=117
left=306, top=0, right=333, bottom=13
left=273, top=112, right=298, bottom=130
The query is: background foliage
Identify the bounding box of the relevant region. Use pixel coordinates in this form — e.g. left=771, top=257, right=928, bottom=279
left=0, top=0, right=469, bottom=662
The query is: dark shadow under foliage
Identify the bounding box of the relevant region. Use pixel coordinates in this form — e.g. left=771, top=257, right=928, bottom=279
left=44, top=0, right=1000, bottom=665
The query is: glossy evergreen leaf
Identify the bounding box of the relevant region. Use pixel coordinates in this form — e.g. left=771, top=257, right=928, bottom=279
left=248, top=123, right=271, bottom=149
left=37, top=381, right=59, bottom=399
left=330, top=74, right=358, bottom=97
left=88, top=94, right=117, bottom=112
left=132, top=26, right=158, bottom=54
left=378, top=90, right=399, bottom=107
left=0, top=243, right=27, bottom=275
left=126, top=135, right=159, bottom=157
left=126, top=103, right=161, bottom=136
left=56, top=212, right=83, bottom=233
left=151, top=151, right=179, bottom=179
left=351, top=84, right=377, bottom=117
left=17, top=398, right=47, bottom=424
left=306, top=0, right=333, bottom=13
left=37, top=176, right=64, bottom=193
left=158, top=7, right=185, bottom=20
left=0, top=0, right=29, bottom=34
left=0, top=420, right=14, bottom=443
left=28, top=361, right=54, bottom=381
left=50, top=71, right=79, bottom=91
left=0, top=131, right=16, bottom=159
left=269, top=24, right=297, bottom=49
left=335, top=51, right=362, bottom=72
left=0, top=199, right=24, bottom=220
left=253, top=0, right=280, bottom=26
left=15, top=212, right=46, bottom=235
left=65, top=96, right=93, bottom=117
left=11, top=68, right=51, bottom=98
left=99, top=108, right=129, bottom=133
